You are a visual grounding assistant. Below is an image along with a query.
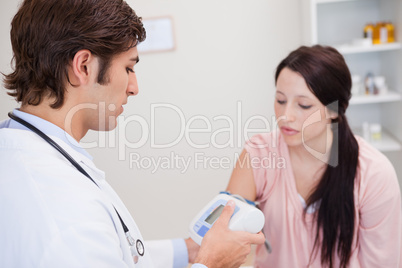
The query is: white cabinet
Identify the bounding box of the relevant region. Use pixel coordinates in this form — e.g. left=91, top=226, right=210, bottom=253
left=301, top=0, right=402, bottom=154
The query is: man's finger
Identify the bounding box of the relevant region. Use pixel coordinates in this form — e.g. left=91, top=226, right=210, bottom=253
left=245, top=231, right=266, bottom=245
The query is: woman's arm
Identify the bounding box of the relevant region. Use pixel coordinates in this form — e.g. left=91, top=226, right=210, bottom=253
left=358, top=161, right=401, bottom=267
left=226, top=149, right=257, bottom=202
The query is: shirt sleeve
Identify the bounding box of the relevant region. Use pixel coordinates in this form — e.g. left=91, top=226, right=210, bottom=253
left=357, top=149, right=402, bottom=267
left=172, top=239, right=189, bottom=268
left=191, top=264, right=208, bottom=268
left=244, top=133, right=280, bottom=203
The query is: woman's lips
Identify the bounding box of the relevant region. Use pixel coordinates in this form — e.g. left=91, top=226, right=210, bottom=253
left=280, top=126, right=299, bottom=136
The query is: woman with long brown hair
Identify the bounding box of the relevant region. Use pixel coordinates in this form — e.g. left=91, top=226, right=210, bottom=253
left=227, top=45, right=401, bottom=267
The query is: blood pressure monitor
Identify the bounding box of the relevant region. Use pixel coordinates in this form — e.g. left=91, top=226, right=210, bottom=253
left=189, top=193, right=265, bottom=246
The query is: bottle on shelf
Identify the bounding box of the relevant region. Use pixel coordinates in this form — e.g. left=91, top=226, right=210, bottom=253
left=362, top=122, right=383, bottom=142
left=363, top=23, right=374, bottom=41
left=373, top=22, right=380, bottom=44
left=362, top=122, right=370, bottom=141
left=351, top=74, right=362, bottom=96
left=386, top=22, right=395, bottom=43
left=364, top=72, right=377, bottom=95
left=373, top=21, right=388, bottom=44
left=364, top=21, right=395, bottom=45
left=373, top=22, right=388, bottom=44
left=370, top=124, right=382, bottom=141
left=373, top=76, right=388, bottom=95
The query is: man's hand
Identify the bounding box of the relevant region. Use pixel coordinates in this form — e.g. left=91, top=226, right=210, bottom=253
left=185, top=237, right=200, bottom=264
left=193, top=200, right=265, bottom=268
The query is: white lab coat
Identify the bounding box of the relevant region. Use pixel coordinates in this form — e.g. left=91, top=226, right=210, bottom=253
left=0, top=128, right=164, bottom=267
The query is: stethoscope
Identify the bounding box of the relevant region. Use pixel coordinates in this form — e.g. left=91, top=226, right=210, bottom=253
left=8, top=112, right=144, bottom=263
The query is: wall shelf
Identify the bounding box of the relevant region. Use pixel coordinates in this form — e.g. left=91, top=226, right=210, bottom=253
left=302, top=0, right=402, bottom=156
left=353, top=128, right=402, bottom=152
left=315, top=0, right=359, bottom=4
left=370, top=132, right=402, bottom=152
left=336, top=43, right=402, bottom=54
left=350, top=91, right=402, bottom=105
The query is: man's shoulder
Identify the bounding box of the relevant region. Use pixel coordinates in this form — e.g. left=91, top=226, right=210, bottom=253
left=0, top=127, right=45, bottom=150
left=0, top=127, right=108, bottom=210
left=0, top=128, right=72, bottom=179
left=0, top=118, right=11, bottom=129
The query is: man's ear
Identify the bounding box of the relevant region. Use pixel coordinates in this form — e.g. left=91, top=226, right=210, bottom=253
left=69, top=49, right=98, bottom=86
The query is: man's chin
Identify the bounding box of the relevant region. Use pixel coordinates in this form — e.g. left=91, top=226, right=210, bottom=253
left=92, top=118, right=118, bottom=132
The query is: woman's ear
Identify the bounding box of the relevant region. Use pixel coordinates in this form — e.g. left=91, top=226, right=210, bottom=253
left=68, top=49, right=98, bottom=86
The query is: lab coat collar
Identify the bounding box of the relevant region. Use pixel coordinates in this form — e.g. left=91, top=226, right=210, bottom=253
left=2, top=126, right=106, bottom=183
left=8, top=109, right=93, bottom=160
left=50, top=134, right=106, bottom=182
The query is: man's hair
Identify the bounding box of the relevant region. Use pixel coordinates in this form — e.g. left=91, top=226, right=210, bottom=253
left=3, top=0, right=146, bottom=108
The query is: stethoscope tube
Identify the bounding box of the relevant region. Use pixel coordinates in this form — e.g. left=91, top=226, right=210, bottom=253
left=8, top=112, right=96, bottom=184
left=8, top=112, right=144, bottom=260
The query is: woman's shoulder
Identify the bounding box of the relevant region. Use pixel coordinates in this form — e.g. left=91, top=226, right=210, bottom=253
left=245, top=131, right=284, bottom=153
left=354, top=135, right=399, bottom=199
left=355, top=135, right=394, bottom=172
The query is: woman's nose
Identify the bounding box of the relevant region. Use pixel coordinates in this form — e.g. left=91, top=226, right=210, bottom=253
left=284, top=104, right=296, bottom=122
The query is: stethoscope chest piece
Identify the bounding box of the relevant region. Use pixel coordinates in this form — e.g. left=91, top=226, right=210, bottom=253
left=127, top=232, right=144, bottom=263
left=136, top=239, right=144, bottom=256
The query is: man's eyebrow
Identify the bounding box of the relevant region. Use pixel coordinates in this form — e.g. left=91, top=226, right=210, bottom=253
left=130, top=57, right=140, bottom=63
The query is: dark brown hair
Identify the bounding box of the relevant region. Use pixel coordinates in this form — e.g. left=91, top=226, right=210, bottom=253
left=3, top=0, right=146, bottom=108
left=275, top=45, right=359, bottom=268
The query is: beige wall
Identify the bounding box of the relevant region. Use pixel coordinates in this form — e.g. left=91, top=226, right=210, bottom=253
left=0, top=0, right=303, bottom=240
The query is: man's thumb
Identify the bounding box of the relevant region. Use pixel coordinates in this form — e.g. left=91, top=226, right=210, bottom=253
left=215, top=200, right=235, bottom=227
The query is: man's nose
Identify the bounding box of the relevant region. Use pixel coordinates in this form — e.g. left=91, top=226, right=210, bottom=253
left=127, top=73, right=139, bottom=96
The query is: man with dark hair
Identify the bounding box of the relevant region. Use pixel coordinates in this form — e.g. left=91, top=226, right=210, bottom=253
left=0, top=0, right=264, bottom=267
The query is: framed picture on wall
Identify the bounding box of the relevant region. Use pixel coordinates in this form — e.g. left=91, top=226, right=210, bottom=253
left=137, top=16, right=176, bottom=53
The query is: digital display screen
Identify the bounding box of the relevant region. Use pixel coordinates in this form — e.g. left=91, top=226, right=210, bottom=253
left=205, top=205, right=225, bottom=224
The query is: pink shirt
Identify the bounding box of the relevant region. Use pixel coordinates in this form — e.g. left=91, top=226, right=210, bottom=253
left=244, top=131, right=401, bottom=267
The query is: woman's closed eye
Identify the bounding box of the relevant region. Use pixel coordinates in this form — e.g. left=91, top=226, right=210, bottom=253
left=276, top=98, right=312, bottom=109
left=299, top=104, right=312, bottom=109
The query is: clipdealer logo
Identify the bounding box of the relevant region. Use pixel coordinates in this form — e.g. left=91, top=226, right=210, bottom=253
left=63, top=101, right=338, bottom=172
left=128, top=151, right=286, bottom=174
left=301, top=101, right=339, bottom=168
left=66, top=102, right=280, bottom=158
